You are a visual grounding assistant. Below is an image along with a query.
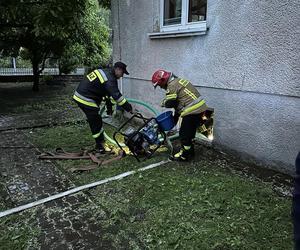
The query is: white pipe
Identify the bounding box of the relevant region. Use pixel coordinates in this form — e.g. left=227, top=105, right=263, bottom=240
left=0, top=160, right=170, bottom=218
left=12, top=57, right=16, bottom=70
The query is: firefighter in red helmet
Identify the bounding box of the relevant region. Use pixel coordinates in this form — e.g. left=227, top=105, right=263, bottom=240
left=152, top=69, right=208, bottom=161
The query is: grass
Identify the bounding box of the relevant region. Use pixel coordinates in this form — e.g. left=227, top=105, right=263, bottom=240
left=0, top=211, right=39, bottom=250
left=25, top=122, right=293, bottom=249
left=0, top=82, right=77, bottom=114
left=27, top=122, right=169, bottom=182
left=13, top=97, right=77, bottom=113
left=0, top=83, right=293, bottom=249
left=92, top=165, right=292, bottom=249
left=28, top=122, right=93, bottom=150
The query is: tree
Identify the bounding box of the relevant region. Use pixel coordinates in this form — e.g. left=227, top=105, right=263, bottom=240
left=59, top=4, right=111, bottom=74
left=98, top=0, right=111, bottom=9
left=0, top=0, right=110, bottom=91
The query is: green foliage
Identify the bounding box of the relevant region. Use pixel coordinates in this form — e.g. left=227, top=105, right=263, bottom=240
left=99, top=6, right=111, bottom=26
left=0, top=0, right=88, bottom=53
left=81, top=3, right=111, bottom=68
left=0, top=0, right=88, bottom=90
left=0, top=56, right=32, bottom=68
left=18, top=48, right=33, bottom=67
left=0, top=57, right=11, bottom=67
left=0, top=0, right=111, bottom=89
left=59, top=43, right=86, bottom=74
left=98, top=0, right=111, bottom=9
left=16, top=58, right=32, bottom=68
left=59, top=4, right=111, bottom=74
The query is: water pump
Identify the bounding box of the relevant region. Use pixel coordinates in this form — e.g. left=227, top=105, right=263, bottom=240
left=113, top=113, right=166, bottom=162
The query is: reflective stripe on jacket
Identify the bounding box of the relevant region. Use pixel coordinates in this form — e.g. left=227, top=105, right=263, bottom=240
left=74, top=68, right=129, bottom=109
left=162, top=78, right=207, bottom=116
left=73, top=91, right=98, bottom=108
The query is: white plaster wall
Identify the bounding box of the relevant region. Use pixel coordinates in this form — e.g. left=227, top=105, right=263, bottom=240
left=112, top=0, right=300, bottom=172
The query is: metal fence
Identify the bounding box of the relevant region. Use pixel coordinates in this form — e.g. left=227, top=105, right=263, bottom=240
left=0, top=67, right=85, bottom=75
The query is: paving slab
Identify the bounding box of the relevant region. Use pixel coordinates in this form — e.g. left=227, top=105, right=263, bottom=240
left=0, top=129, right=114, bottom=249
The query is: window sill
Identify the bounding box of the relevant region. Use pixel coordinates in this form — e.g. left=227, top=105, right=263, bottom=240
left=148, top=28, right=207, bottom=39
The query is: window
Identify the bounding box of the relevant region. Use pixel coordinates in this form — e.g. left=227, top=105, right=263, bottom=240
left=188, top=0, right=206, bottom=22
left=161, top=0, right=207, bottom=32
left=163, top=0, right=182, bottom=26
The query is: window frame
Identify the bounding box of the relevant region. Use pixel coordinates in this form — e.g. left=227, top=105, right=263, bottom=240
left=160, top=0, right=207, bottom=33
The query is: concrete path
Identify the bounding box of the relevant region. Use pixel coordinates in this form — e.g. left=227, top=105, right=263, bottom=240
left=0, top=128, right=112, bottom=249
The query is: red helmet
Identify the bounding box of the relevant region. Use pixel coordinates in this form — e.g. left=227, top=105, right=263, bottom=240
left=151, top=70, right=171, bottom=88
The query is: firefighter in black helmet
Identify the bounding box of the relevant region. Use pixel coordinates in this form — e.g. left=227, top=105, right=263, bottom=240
left=73, top=62, right=132, bottom=153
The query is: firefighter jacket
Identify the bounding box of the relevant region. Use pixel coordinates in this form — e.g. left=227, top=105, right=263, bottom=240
left=73, top=68, right=131, bottom=112
left=162, top=77, right=207, bottom=116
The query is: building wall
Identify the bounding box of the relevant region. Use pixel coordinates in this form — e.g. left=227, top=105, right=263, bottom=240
left=111, top=0, right=300, bottom=173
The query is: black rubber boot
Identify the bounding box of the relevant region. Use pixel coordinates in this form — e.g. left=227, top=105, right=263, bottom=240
left=95, top=143, right=112, bottom=154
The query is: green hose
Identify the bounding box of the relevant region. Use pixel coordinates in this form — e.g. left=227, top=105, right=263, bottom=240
left=127, top=98, right=159, bottom=116
left=103, top=98, right=179, bottom=146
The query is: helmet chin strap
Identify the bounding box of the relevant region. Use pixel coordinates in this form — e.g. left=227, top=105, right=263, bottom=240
left=167, top=73, right=175, bottom=84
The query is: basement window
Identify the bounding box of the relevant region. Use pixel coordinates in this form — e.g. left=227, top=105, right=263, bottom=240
left=160, top=0, right=207, bottom=33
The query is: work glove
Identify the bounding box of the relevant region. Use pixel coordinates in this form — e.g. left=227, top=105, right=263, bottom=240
left=128, top=103, right=133, bottom=112
left=105, top=98, right=113, bottom=116
left=106, top=107, right=113, bottom=116
left=118, top=101, right=132, bottom=113
left=123, top=102, right=132, bottom=113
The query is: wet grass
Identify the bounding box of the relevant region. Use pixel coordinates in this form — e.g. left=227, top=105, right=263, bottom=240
left=28, top=122, right=93, bottom=150
left=27, top=122, right=169, bottom=182
left=0, top=83, right=293, bottom=249
left=0, top=82, right=77, bottom=114
left=0, top=211, right=39, bottom=250
left=93, top=164, right=292, bottom=249
left=25, top=122, right=293, bottom=249
left=13, top=97, right=77, bottom=114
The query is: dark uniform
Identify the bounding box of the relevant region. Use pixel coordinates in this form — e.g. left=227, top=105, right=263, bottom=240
left=73, top=67, right=132, bottom=150
left=162, top=76, right=207, bottom=160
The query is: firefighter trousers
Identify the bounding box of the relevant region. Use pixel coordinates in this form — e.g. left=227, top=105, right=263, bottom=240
left=76, top=102, right=104, bottom=147
left=179, top=114, right=202, bottom=147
